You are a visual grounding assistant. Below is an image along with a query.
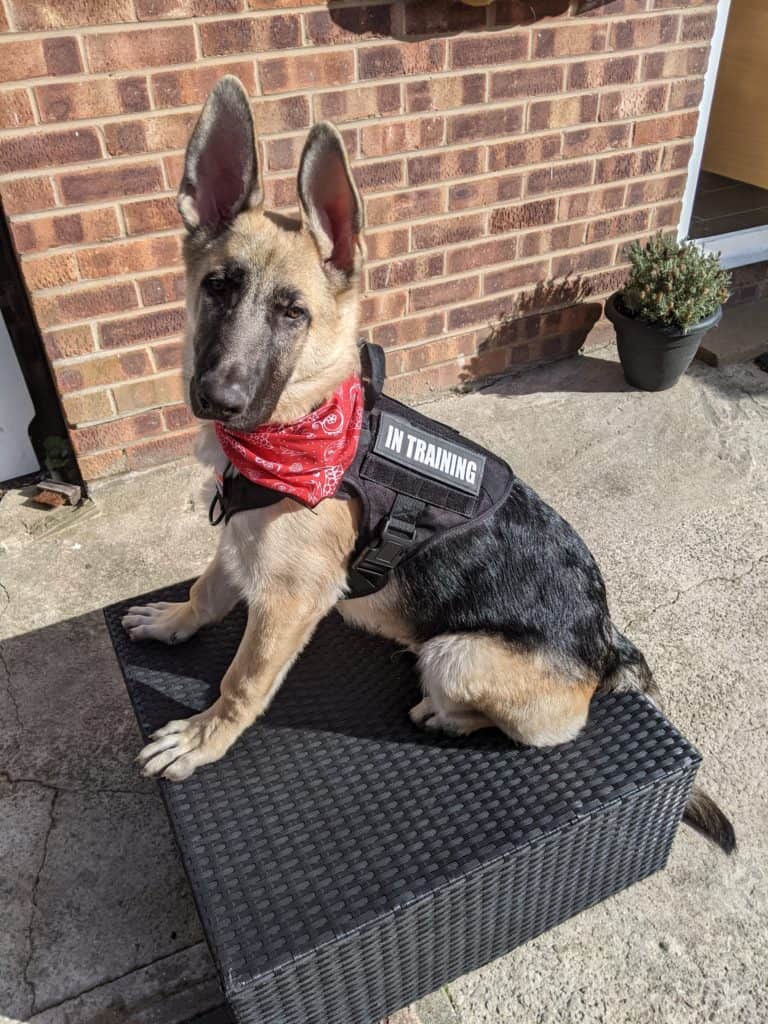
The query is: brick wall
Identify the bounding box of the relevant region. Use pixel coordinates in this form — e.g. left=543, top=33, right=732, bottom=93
left=0, top=0, right=716, bottom=481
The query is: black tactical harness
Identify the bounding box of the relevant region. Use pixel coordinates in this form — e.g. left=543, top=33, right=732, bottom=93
left=209, top=343, right=515, bottom=599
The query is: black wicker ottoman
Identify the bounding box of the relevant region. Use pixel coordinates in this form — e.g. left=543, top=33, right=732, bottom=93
left=105, top=582, right=699, bottom=1024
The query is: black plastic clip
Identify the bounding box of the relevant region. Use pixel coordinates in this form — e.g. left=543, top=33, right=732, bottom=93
left=346, top=514, right=418, bottom=597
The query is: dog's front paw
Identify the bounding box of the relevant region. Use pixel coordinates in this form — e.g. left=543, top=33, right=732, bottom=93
left=122, top=601, right=197, bottom=645
left=135, top=708, right=234, bottom=781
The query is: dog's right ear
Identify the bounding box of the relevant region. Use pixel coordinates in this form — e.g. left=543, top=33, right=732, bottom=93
left=177, top=76, right=262, bottom=233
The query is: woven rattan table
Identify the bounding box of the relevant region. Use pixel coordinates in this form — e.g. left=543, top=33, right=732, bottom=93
left=105, top=582, right=699, bottom=1024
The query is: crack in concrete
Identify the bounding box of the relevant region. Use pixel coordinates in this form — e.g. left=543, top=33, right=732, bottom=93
left=0, top=577, right=22, bottom=736
left=0, top=770, right=157, bottom=800
left=23, top=788, right=58, bottom=1017
left=623, top=552, right=768, bottom=634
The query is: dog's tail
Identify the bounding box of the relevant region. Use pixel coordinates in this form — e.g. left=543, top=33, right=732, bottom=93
left=601, top=624, right=736, bottom=856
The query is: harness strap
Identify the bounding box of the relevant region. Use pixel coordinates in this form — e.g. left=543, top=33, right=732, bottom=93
left=345, top=492, right=425, bottom=599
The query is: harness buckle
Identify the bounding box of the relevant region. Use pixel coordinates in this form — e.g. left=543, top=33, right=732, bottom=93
left=346, top=514, right=418, bottom=596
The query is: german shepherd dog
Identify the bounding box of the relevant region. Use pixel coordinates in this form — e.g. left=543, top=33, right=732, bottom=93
left=123, top=77, right=734, bottom=853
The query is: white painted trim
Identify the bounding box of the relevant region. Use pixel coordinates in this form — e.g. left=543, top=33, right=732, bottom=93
left=678, top=0, right=732, bottom=241
left=696, top=225, right=768, bottom=269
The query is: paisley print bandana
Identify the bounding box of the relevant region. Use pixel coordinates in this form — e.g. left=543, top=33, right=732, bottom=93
left=214, top=376, right=364, bottom=508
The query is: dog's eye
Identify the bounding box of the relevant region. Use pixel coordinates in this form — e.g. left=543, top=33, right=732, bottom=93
left=204, top=275, right=227, bottom=296
left=284, top=305, right=305, bottom=320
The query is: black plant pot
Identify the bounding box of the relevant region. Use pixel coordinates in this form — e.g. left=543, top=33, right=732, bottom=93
left=605, top=293, right=722, bottom=392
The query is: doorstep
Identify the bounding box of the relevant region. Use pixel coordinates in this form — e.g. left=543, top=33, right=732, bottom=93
left=697, top=296, right=768, bottom=366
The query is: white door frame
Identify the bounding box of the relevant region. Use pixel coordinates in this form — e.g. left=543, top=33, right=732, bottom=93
left=677, top=0, right=768, bottom=268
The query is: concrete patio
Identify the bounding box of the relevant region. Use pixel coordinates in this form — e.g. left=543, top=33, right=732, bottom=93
left=1, top=343, right=766, bottom=1024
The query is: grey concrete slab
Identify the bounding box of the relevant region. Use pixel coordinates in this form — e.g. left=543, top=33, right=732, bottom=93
left=697, top=298, right=768, bottom=366
left=0, top=345, right=766, bottom=1023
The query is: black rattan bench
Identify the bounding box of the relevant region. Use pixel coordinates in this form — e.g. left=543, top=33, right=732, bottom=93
left=105, top=582, right=699, bottom=1024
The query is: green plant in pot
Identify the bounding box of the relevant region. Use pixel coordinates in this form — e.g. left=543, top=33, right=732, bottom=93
left=606, top=234, right=731, bottom=391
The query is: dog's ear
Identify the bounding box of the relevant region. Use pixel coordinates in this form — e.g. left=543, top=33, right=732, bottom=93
left=177, top=75, right=262, bottom=233
left=297, top=122, right=363, bottom=281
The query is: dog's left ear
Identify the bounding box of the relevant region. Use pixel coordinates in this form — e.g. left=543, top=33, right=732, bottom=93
left=297, top=123, right=363, bottom=282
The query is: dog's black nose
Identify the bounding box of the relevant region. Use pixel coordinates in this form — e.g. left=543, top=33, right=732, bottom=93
left=195, top=374, right=248, bottom=419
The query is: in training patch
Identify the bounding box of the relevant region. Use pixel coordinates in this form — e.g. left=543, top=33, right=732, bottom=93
left=373, top=411, right=485, bottom=496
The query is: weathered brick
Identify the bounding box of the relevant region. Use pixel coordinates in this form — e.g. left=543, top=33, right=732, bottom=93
left=77, top=448, right=128, bottom=480
left=489, top=198, right=557, bottom=234
left=313, top=83, right=401, bottom=124
left=252, top=94, right=312, bottom=133
left=152, top=61, right=256, bottom=108
left=406, top=73, right=485, bottom=112
left=125, top=429, right=197, bottom=471
left=559, top=185, right=625, bottom=220
left=585, top=209, right=651, bottom=243
left=447, top=295, right=514, bottom=330
left=364, top=228, right=410, bottom=260
left=634, top=111, right=698, bottom=146
left=151, top=339, right=184, bottom=371
left=447, top=105, right=523, bottom=143
left=488, top=133, right=561, bottom=171
left=594, top=148, right=660, bottom=183
left=660, top=141, right=693, bottom=172
left=100, top=306, right=186, bottom=348
left=529, top=94, right=598, bottom=130
left=534, top=23, right=607, bottom=58
left=71, top=411, right=164, bottom=454
left=104, top=111, right=196, bottom=156
left=681, top=10, right=716, bottom=42
left=199, top=14, right=300, bottom=56
left=642, top=46, right=708, bottom=80
left=411, top=212, right=486, bottom=250
left=408, top=147, right=482, bottom=186
left=305, top=6, right=391, bottom=44
left=22, top=251, right=79, bottom=291
left=62, top=390, right=113, bottom=426
left=386, top=333, right=476, bottom=377
left=262, top=176, right=296, bottom=210
left=490, top=65, right=563, bottom=100
left=610, top=15, right=678, bottom=50
left=447, top=237, right=517, bottom=275
left=360, top=290, right=408, bottom=324
left=568, top=55, right=638, bottom=90
left=54, top=349, right=151, bottom=393
left=361, top=117, right=443, bottom=158
left=122, top=196, right=179, bottom=235
left=0, top=36, right=81, bottom=83
left=353, top=159, right=405, bottom=194
left=37, top=77, right=150, bottom=123
left=451, top=32, right=528, bottom=68
left=483, top=259, right=549, bottom=296
left=33, top=281, right=138, bottom=329
left=668, top=79, right=705, bottom=112
left=136, top=0, right=243, bottom=17
left=652, top=201, right=681, bottom=229
left=599, top=84, right=667, bottom=121
left=113, top=371, right=184, bottom=413
left=625, top=173, right=687, bottom=207
left=552, top=245, right=614, bottom=277
left=86, top=26, right=196, bottom=73
left=0, top=2, right=10, bottom=30
left=1, top=175, right=56, bottom=214
left=0, top=87, right=35, bottom=129
left=163, top=403, right=195, bottom=432
left=448, top=174, right=523, bottom=212
left=259, top=51, right=355, bottom=94
left=42, top=325, right=96, bottom=361
left=58, top=162, right=164, bottom=204
left=138, top=270, right=186, bottom=306
left=0, top=128, right=101, bottom=174
left=9, top=0, right=135, bottom=29
left=409, top=274, right=479, bottom=313
left=371, top=312, right=445, bottom=349
left=519, top=223, right=586, bottom=258
left=366, top=187, right=444, bottom=227
left=360, top=40, right=446, bottom=80
left=526, top=160, right=593, bottom=196
left=77, top=235, right=181, bottom=280
left=562, top=124, right=632, bottom=157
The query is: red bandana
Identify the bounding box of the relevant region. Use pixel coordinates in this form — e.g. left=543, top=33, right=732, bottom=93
left=214, top=376, right=364, bottom=508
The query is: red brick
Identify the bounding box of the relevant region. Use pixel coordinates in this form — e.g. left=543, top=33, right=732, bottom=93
left=386, top=333, right=476, bottom=377
left=55, top=349, right=151, bottom=393
left=534, top=23, right=607, bottom=58
left=483, top=259, right=549, bottom=296
left=199, top=14, right=300, bottom=56
left=360, top=290, right=408, bottom=324
left=77, top=235, right=182, bottom=280
left=62, top=391, right=113, bottom=426
left=451, top=32, right=528, bottom=69
left=139, top=270, right=186, bottom=306
left=58, top=162, right=164, bottom=204
left=22, top=251, right=79, bottom=291
left=447, top=237, right=517, bottom=275
left=594, top=148, right=660, bottom=183
left=353, top=159, right=405, bottom=194
left=364, top=228, right=410, bottom=260
left=599, top=84, right=667, bottom=121
left=72, top=411, right=164, bottom=455
left=634, top=111, right=698, bottom=146
left=681, top=10, right=716, bottom=42
left=526, top=160, right=593, bottom=196
left=406, top=73, right=485, bottom=113
left=125, top=429, right=197, bottom=471
left=559, top=185, right=625, bottom=220
left=408, top=147, right=482, bottom=186
left=642, top=46, right=708, bottom=80
left=9, top=0, right=135, bottom=29
left=488, top=133, right=561, bottom=171
left=136, top=0, right=243, bottom=16
left=447, top=105, right=523, bottom=143
left=489, top=63, right=565, bottom=103
left=86, top=26, right=195, bottom=73
left=529, top=94, right=598, bottom=130
left=152, top=61, right=256, bottom=108
left=447, top=295, right=514, bottom=331
left=366, top=187, right=444, bottom=227
left=489, top=198, right=557, bottom=234
left=412, top=213, right=486, bottom=250
left=262, top=176, right=296, bottom=210
left=668, top=79, right=705, bottom=112
left=0, top=2, right=9, bottom=30
left=610, top=15, right=678, bottom=50
left=568, top=55, right=638, bottom=90
left=563, top=124, right=632, bottom=157
left=259, top=52, right=355, bottom=94
left=313, top=83, right=401, bottom=124
left=163, top=403, right=195, bottom=432
left=360, top=41, right=446, bottom=80
left=371, top=312, right=445, bottom=350
left=409, top=274, right=479, bottom=313
left=0, top=176, right=55, bottom=214
left=77, top=449, right=128, bottom=480
left=448, top=174, right=523, bottom=212
left=42, top=324, right=95, bottom=361
left=519, top=223, right=586, bottom=258
left=122, top=196, right=178, bottom=235
left=305, top=6, right=391, bottom=44
left=0, top=128, right=101, bottom=174
left=552, top=245, right=614, bottom=277
left=151, top=338, right=184, bottom=371
left=660, top=141, right=693, bottom=172
left=104, top=111, right=196, bottom=156
left=113, top=371, right=184, bottom=413
left=36, top=77, right=150, bottom=123
left=100, top=307, right=186, bottom=349
left=625, top=173, right=687, bottom=207
left=404, top=0, right=487, bottom=34
left=0, top=36, right=81, bottom=83
left=252, top=94, right=312, bottom=133
left=360, top=117, right=444, bottom=158
left=33, top=281, right=138, bottom=329
left=585, top=209, right=651, bottom=243
left=0, top=87, right=34, bottom=129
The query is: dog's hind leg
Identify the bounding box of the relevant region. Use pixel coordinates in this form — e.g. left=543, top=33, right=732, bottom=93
left=122, top=545, right=239, bottom=644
